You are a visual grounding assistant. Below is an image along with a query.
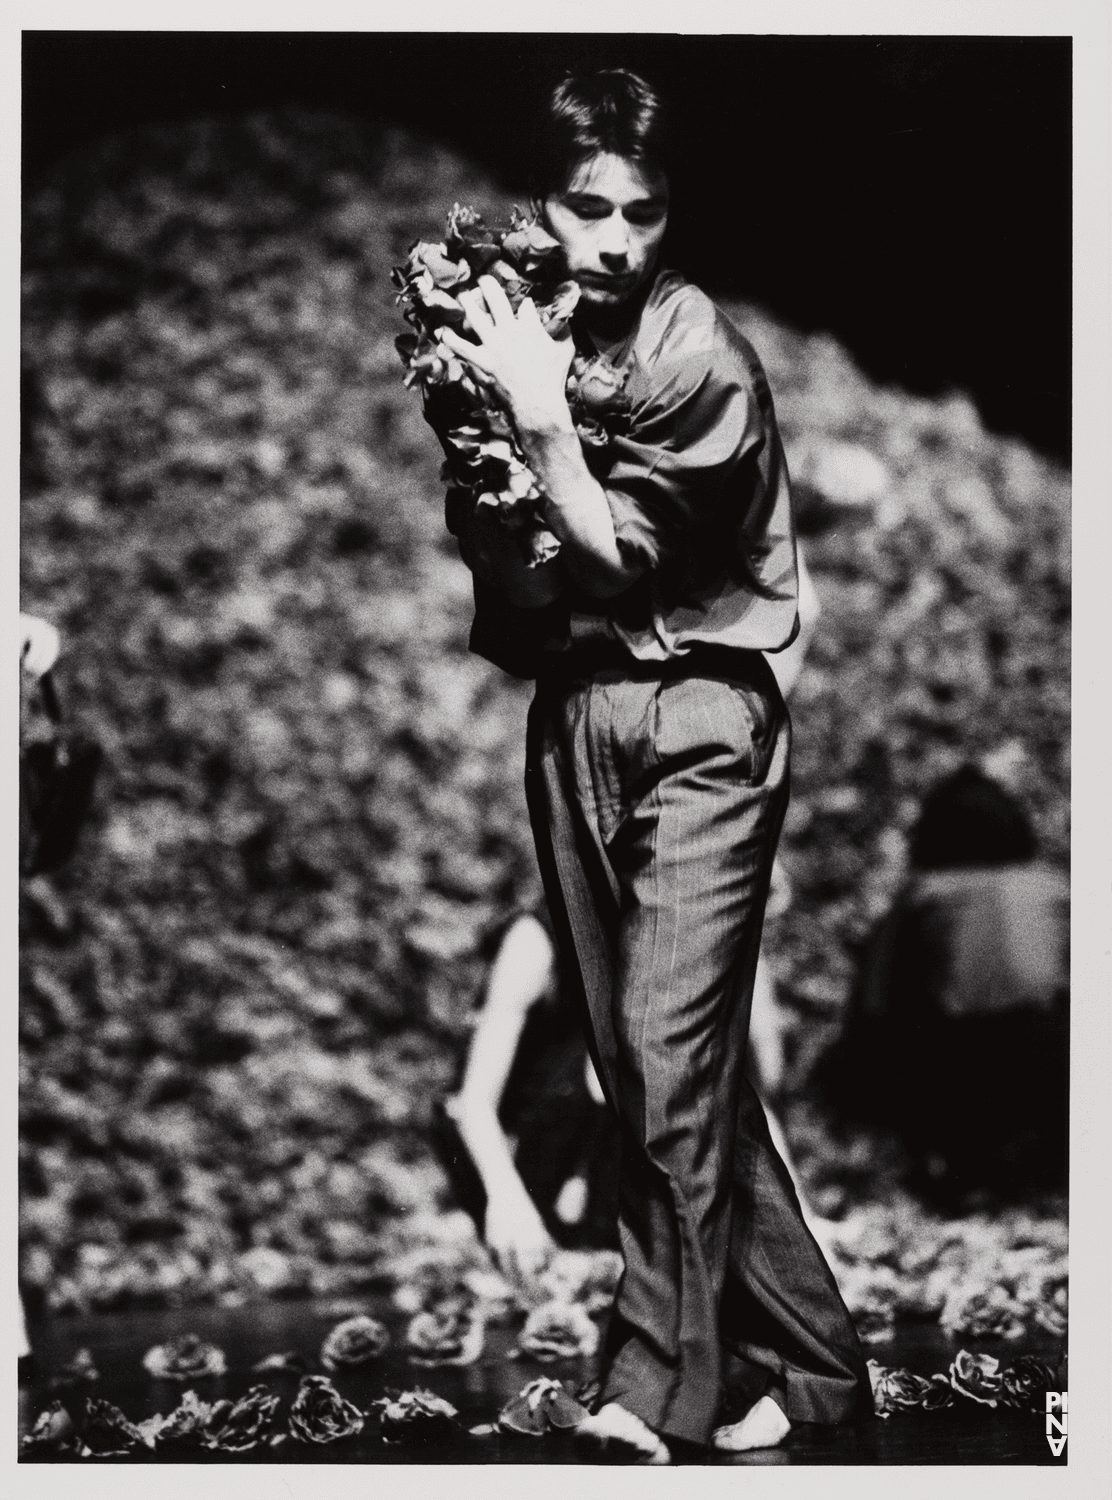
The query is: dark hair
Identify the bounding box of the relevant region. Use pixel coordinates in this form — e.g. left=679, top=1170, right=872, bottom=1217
left=909, top=764, right=1037, bottom=871
left=530, top=68, right=672, bottom=200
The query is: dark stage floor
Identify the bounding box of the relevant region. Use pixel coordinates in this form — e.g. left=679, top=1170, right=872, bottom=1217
left=19, top=1297, right=1065, bottom=1466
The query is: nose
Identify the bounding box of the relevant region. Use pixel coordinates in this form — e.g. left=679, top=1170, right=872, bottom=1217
left=598, top=209, right=630, bottom=267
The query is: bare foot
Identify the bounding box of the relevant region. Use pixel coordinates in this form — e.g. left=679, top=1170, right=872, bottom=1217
left=576, top=1403, right=672, bottom=1464
left=712, top=1394, right=791, bottom=1452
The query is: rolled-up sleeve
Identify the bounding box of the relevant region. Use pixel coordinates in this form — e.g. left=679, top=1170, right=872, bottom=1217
left=603, top=352, right=765, bottom=572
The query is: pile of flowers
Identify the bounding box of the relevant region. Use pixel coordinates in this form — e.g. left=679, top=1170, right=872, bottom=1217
left=393, top=204, right=633, bottom=566
left=811, top=1196, right=1068, bottom=1345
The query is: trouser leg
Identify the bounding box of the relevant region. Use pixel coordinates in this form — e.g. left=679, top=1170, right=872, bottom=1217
left=526, top=664, right=867, bottom=1446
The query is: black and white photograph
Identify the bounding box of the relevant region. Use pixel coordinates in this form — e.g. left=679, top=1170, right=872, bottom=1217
left=14, top=8, right=1105, bottom=1482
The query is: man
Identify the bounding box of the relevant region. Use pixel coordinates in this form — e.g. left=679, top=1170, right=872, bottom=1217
left=439, top=68, right=869, bottom=1462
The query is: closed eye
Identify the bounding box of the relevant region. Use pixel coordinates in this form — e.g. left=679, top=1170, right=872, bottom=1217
left=561, top=194, right=612, bottom=221
left=624, top=203, right=668, bottom=227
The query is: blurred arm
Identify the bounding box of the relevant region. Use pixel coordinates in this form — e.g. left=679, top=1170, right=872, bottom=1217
left=445, top=913, right=559, bottom=1279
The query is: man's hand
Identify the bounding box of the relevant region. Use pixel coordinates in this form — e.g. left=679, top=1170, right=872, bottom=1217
left=439, top=277, right=576, bottom=439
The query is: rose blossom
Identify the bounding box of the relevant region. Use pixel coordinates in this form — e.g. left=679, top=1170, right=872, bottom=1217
left=77, top=1398, right=151, bottom=1457
left=516, top=1301, right=600, bottom=1362
left=920, top=1373, right=955, bottom=1411
left=142, top=1333, right=227, bottom=1381
left=288, top=1374, right=365, bottom=1444
left=866, top=1359, right=933, bottom=1417
left=498, top=1378, right=589, bottom=1436
left=406, top=1298, right=485, bottom=1367
left=949, top=1348, right=1003, bottom=1406
left=149, top=1388, right=223, bottom=1448
left=1000, top=1355, right=1060, bottom=1412
left=205, top=1385, right=281, bottom=1451
left=500, top=218, right=567, bottom=278
left=320, top=1314, right=390, bottom=1372
left=374, top=1388, right=460, bottom=1444
left=21, top=1401, right=76, bottom=1453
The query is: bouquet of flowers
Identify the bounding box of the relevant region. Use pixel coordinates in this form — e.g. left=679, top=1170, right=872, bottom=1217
left=393, top=204, right=633, bottom=567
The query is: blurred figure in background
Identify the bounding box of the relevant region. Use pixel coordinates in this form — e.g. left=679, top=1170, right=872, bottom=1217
left=434, top=906, right=621, bottom=1288
left=19, top=614, right=102, bottom=1370
left=820, top=762, right=1069, bottom=1203
left=19, top=612, right=100, bottom=883
left=18, top=615, right=60, bottom=1368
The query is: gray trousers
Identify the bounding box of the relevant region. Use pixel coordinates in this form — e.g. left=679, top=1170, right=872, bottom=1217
left=525, top=650, right=869, bottom=1447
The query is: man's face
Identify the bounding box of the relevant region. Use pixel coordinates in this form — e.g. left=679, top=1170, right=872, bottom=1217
left=541, top=153, right=669, bottom=315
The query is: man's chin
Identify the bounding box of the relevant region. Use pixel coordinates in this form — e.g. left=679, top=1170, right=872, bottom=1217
left=577, top=282, right=636, bottom=311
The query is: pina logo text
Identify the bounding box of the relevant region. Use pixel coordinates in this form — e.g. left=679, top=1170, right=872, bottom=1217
left=1046, top=1392, right=1067, bottom=1456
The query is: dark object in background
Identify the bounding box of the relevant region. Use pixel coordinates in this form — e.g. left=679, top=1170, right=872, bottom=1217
left=19, top=671, right=102, bottom=876
left=818, top=765, right=1069, bottom=1201
left=908, top=764, right=1038, bottom=872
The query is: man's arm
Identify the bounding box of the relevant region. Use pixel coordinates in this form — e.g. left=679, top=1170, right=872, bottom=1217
left=439, top=279, right=648, bottom=600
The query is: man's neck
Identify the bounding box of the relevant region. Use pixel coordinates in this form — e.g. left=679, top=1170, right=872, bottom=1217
left=577, top=270, right=658, bottom=354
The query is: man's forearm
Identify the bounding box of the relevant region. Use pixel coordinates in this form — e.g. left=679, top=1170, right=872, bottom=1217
left=519, top=419, right=645, bottom=599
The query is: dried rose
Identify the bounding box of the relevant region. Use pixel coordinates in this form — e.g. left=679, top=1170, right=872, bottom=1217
left=521, top=525, right=562, bottom=568
left=536, top=1250, right=623, bottom=1315
left=142, top=1333, right=227, bottom=1381
left=575, top=416, right=611, bottom=450
left=252, top=1350, right=312, bottom=1374
left=941, top=1282, right=1026, bottom=1341
left=47, top=1346, right=100, bottom=1391
left=406, top=1300, right=485, bottom=1367
left=457, top=241, right=503, bottom=277
left=374, top=1388, right=460, bottom=1445
left=417, top=288, right=469, bottom=328
left=854, top=1307, right=896, bottom=1345
left=1033, top=1281, right=1068, bottom=1338
left=498, top=1377, right=589, bottom=1436
left=866, top=1360, right=932, bottom=1417
left=570, top=356, right=631, bottom=420
left=949, top=1349, right=1003, bottom=1406
left=151, top=1388, right=224, bottom=1447
left=21, top=1401, right=76, bottom=1453
left=320, top=1314, right=389, bottom=1371
left=516, top=1301, right=600, bottom=1362
left=446, top=203, right=497, bottom=250
left=920, top=1374, right=955, bottom=1411
left=78, top=1398, right=150, bottom=1457
left=288, top=1374, right=364, bottom=1444
left=1000, top=1355, right=1060, bottom=1412
left=136, top=1412, right=175, bottom=1447
left=538, top=280, right=581, bottom=336
left=407, top=241, right=471, bottom=292
left=205, top=1385, right=280, bottom=1451
left=501, top=217, right=567, bottom=279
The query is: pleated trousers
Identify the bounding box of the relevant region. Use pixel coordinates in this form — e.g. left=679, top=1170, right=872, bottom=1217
left=525, top=648, right=869, bottom=1447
